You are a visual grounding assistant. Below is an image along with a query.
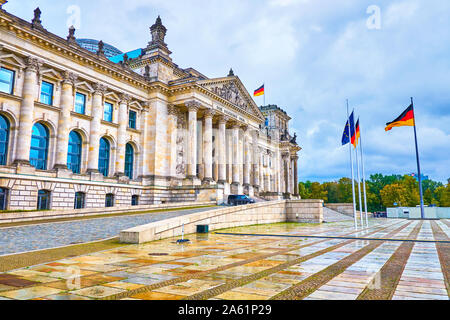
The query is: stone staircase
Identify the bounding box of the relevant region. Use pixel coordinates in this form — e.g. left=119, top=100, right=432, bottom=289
left=323, top=207, right=353, bottom=222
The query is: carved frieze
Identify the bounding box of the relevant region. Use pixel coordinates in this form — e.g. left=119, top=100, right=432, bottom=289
left=209, top=81, right=251, bottom=113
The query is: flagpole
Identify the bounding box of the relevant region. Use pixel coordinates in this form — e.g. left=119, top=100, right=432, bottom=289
left=359, top=121, right=369, bottom=227
left=411, top=97, right=425, bottom=219
left=347, top=100, right=358, bottom=229
left=263, top=82, right=266, bottom=106
left=354, top=117, right=364, bottom=228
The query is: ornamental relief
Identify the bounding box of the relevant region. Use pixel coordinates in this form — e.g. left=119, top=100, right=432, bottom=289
left=176, top=112, right=187, bottom=176
left=208, top=82, right=251, bottom=113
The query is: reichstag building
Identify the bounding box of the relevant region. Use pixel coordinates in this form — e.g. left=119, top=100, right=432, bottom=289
left=0, top=3, right=301, bottom=211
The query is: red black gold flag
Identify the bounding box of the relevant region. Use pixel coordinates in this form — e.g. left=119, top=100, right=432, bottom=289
left=254, top=84, right=264, bottom=97
left=352, top=119, right=360, bottom=148
left=385, top=104, right=415, bottom=131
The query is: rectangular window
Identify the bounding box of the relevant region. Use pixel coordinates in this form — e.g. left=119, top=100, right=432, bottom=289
left=129, top=110, right=136, bottom=129
left=0, top=67, right=15, bottom=95
left=40, top=81, right=54, bottom=105
left=74, top=93, right=86, bottom=114
left=103, top=102, right=113, bottom=122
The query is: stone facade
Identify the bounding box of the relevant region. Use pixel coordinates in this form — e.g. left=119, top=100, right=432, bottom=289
left=0, top=7, right=301, bottom=211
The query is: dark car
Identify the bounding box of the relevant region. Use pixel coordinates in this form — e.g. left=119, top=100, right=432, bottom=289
left=227, top=195, right=255, bottom=206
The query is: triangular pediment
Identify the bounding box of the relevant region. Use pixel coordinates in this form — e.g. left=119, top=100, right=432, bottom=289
left=198, top=77, right=265, bottom=120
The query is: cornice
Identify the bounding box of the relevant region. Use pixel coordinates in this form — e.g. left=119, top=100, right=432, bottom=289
left=0, top=10, right=153, bottom=91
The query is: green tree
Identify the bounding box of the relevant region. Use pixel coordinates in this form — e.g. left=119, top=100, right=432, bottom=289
left=298, top=182, right=311, bottom=199
left=423, top=188, right=434, bottom=206
left=337, top=178, right=353, bottom=203
left=310, top=182, right=328, bottom=202
left=323, top=182, right=338, bottom=203
left=435, top=184, right=450, bottom=207
left=401, top=175, right=420, bottom=207
left=380, top=183, right=408, bottom=208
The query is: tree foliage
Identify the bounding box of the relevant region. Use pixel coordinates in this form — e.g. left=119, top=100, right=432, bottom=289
left=299, top=173, right=448, bottom=211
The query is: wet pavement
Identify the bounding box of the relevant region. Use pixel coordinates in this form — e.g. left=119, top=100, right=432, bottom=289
left=0, top=218, right=448, bottom=300
left=0, top=206, right=220, bottom=256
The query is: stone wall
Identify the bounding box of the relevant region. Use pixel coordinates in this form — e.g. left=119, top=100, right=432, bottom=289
left=120, top=199, right=324, bottom=244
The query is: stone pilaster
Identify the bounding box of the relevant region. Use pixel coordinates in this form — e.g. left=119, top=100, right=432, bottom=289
left=243, top=127, right=251, bottom=188
left=202, top=109, right=214, bottom=184
left=217, top=115, right=228, bottom=184
left=231, top=123, right=240, bottom=185
left=293, top=155, right=299, bottom=196
left=186, top=101, right=199, bottom=180
left=252, top=130, right=260, bottom=190
left=54, top=71, right=77, bottom=171
left=87, top=83, right=106, bottom=174
left=167, top=105, right=179, bottom=179
left=282, top=152, right=290, bottom=196
left=14, top=57, right=41, bottom=167
left=115, top=93, right=131, bottom=178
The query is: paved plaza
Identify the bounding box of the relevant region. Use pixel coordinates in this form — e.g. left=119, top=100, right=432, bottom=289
left=0, top=206, right=220, bottom=256
left=0, top=218, right=448, bottom=300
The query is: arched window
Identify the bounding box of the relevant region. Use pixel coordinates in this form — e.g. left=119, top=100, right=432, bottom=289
left=37, top=190, right=51, bottom=210
left=68, top=131, right=82, bottom=174
left=74, top=192, right=85, bottom=209
left=0, top=114, right=10, bottom=165
left=131, top=195, right=139, bottom=206
left=30, top=123, right=49, bottom=170
left=98, top=137, right=110, bottom=177
left=125, top=143, right=134, bottom=179
left=105, top=193, right=114, bottom=207
left=0, top=187, right=7, bottom=210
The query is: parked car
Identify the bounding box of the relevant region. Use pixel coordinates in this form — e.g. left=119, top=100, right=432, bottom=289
left=227, top=195, right=255, bottom=206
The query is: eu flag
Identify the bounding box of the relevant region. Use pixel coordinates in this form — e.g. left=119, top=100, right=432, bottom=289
left=341, top=112, right=355, bottom=146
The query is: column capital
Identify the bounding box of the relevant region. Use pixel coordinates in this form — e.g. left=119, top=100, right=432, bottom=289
left=218, top=114, right=230, bottom=124
left=292, top=155, right=299, bottom=161
left=203, top=108, right=215, bottom=118
left=241, top=124, right=249, bottom=132
left=282, top=152, right=290, bottom=159
left=93, top=82, right=107, bottom=95
left=24, top=56, right=42, bottom=73
left=119, top=93, right=132, bottom=104
left=186, top=100, right=201, bottom=112
left=61, top=70, right=78, bottom=86
left=167, top=104, right=179, bottom=116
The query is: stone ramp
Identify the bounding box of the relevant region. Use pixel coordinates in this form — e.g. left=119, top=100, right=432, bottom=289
left=323, top=207, right=353, bottom=222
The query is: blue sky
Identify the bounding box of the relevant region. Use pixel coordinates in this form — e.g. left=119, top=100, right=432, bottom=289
left=4, top=0, right=450, bottom=183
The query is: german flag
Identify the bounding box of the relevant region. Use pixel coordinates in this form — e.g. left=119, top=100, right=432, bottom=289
left=385, top=104, right=415, bottom=131
left=352, top=119, right=360, bottom=147
left=254, top=84, right=264, bottom=97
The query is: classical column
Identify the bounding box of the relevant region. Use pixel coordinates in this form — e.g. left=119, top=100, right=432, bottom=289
left=243, top=127, right=251, bottom=188
left=186, top=101, right=199, bottom=179
left=87, top=83, right=106, bottom=173
left=14, top=57, right=41, bottom=165
left=252, top=130, right=260, bottom=189
left=202, top=109, right=213, bottom=183
left=115, top=93, right=131, bottom=177
left=217, top=115, right=227, bottom=184
left=167, top=105, right=179, bottom=178
left=54, top=71, right=77, bottom=170
left=293, top=155, right=299, bottom=196
left=283, top=153, right=290, bottom=194
left=231, top=123, right=240, bottom=185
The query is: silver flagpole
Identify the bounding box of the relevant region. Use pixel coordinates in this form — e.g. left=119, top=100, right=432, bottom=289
left=360, top=121, right=369, bottom=227
left=354, top=118, right=364, bottom=229
left=347, top=100, right=358, bottom=229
